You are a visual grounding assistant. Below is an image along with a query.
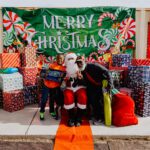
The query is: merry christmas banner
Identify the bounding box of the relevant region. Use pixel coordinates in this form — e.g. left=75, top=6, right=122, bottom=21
left=2, top=7, right=135, bottom=62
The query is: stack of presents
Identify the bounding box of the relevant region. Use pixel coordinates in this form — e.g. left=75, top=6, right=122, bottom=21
left=0, top=47, right=38, bottom=112
left=109, top=54, right=150, bottom=117
left=1, top=50, right=150, bottom=118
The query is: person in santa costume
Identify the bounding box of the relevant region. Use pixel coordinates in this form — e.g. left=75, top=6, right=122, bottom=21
left=63, top=53, right=87, bottom=127
left=76, top=55, right=113, bottom=125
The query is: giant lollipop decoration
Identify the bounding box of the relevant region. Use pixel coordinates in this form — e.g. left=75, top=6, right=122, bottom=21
left=118, top=17, right=135, bottom=39
left=3, top=11, right=24, bottom=35
left=47, top=56, right=56, bottom=63
left=21, top=22, right=36, bottom=45
left=3, top=31, right=14, bottom=46
left=114, top=17, right=135, bottom=53
left=103, top=29, right=118, bottom=44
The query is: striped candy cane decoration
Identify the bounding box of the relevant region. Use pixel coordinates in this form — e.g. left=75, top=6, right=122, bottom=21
left=86, top=57, right=95, bottom=63
left=115, top=7, right=131, bottom=18
left=125, top=39, right=135, bottom=47
left=86, top=52, right=99, bottom=62
left=98, top=12, right=116, bottom=27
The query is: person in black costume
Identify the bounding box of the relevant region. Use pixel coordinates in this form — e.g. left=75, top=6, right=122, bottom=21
left=76, top=56, right=113, bottom=124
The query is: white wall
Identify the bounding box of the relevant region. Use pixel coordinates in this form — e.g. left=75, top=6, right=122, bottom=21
left=0, top=0, right=150, bottom=8
left=0, top=8, right=2, bottom=53
left=136, top=9, right=150, bottom=58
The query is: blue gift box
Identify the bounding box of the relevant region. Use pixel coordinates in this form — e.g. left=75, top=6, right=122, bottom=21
left=40, top=68, right=65, bottom=83
left=129, top=81, right=150, bottom=117
left=45, top=76, right=62, bottom=83
left=23, top=85, right=38, bottom=105
left=112, top=54, right=131, bottom=67
left=47, top=70, right=65, bottom=78
left=128, top=66, right=150, bottom=82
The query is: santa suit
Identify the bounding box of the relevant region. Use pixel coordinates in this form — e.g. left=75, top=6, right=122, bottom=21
left=63, top=54, right=87, bottom=110
left=64, top=77, right=87, bottom=110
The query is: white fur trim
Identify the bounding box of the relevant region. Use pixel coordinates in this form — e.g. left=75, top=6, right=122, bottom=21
left=77, top=103, right=86, bottom=109
left=64, top=103, right=75, bottom=110
left=66, top=62, right=78, bottom=78
left=65, top=53, right=77, bottom=66
left=66, top=86, right=86, bottom=92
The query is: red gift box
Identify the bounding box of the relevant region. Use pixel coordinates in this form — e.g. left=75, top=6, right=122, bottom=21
left=131, top=59, right=150, bottom=66
left=0, top=53, right=20, bottom=68
left=3, top=90, right=24, bottom=112
left=19, top=67, right=38, bottom=86
left=21, top=47, right=37, bottom=67
left=109, top=66, right=128, bottom=70
left=37, top=76, right=44, bottom=92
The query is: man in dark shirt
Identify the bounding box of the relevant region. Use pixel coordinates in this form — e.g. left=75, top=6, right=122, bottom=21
left=76, top=56, right=113, bottom=124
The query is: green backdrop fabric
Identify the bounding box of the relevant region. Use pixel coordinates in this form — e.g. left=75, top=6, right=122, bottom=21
left=2, top=7, right=135, bottom=58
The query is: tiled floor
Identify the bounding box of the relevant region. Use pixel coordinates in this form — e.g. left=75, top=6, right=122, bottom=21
left=0, top=105, right=150, bottom=136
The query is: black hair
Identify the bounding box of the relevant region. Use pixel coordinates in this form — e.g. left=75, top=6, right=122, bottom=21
left=57, top=53, right=64, bottom=57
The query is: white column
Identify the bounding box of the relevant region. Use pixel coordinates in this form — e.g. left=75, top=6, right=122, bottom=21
left=136, top=9, right=147, bottom=58
left=0, top=8, right=3, bottom=53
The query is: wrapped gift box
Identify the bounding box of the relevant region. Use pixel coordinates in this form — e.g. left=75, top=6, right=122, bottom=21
left=19, top=67, right=38, bottom=86
left=0, top=72, right=23, bottom=92
left=109, top=70, right=124, bottom=89
left=3, top=90, right=24, bottom=112
left=112, top=54, right=131, bottom=67
left=128, top=66, right=150, bottom=83
left=21, top=47, right=37, bottom=67
left=23, top=85, right=38, bottom=105
left=0, top=53, right=20, bottom=68
left=130, top=81, right=150, bottom=117
left=0, top=90, right=3, bottom=108
left=132, top=59, right=150, bottom=66
left=37, top=76, right=44, bottom=92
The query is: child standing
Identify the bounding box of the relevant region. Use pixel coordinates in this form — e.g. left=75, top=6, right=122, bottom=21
left=40, top=54, right=66, bottom=120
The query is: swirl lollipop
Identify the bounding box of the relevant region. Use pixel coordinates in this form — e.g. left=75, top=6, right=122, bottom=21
left=119, top=17, right=135, bottom=39
left=3, top=31, right=14, bottom=46
left=21, top=22, right=36, bottom=44
left=3, top=11, right=24, bottom=35
left=103, top=29, right=118, bottom=44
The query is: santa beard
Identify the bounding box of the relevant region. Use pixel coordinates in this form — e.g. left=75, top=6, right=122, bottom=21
left=66, top=60, right=79, bottom=78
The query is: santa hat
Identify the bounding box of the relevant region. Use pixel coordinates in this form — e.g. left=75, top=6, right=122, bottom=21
left=65, top=52, right=77, bottom=65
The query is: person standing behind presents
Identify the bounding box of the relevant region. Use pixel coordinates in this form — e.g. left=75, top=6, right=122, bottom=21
left=40, top=54, right=66, bottom=120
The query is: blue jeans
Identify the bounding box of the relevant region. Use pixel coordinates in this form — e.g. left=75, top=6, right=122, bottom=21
left=40, top=85, right=63, bottom=113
